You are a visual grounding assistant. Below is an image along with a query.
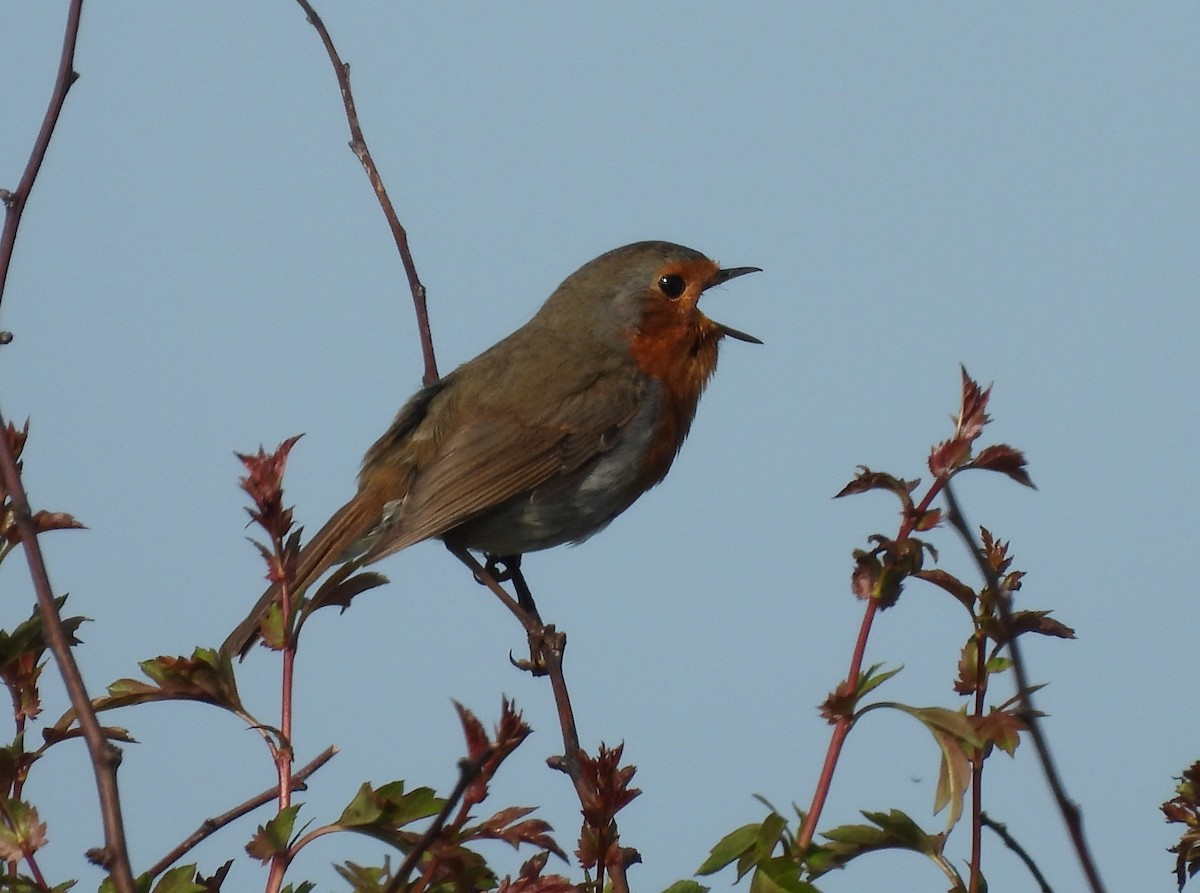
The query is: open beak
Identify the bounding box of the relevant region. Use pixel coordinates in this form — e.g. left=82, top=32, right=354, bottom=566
left=709, top=265, right=763, bottom=344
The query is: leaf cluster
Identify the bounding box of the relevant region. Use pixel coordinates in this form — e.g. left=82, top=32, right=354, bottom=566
left=1163, top=760, right=1200, bottom=890
left=698, top=369, right=1076, bottom=892
left=236, top=439, right=387, bottom=654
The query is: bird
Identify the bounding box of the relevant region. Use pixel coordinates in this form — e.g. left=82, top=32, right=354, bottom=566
left=222, top=240, right=760, bottom=657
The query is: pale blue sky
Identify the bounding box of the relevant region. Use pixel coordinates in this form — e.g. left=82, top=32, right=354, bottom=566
left=3, top=4, right=1197, bottom=892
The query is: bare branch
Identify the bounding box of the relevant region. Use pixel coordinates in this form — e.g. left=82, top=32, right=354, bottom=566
left=0, top=0, right=84, bottom=322
left=291, top=0, right=439, bottom=385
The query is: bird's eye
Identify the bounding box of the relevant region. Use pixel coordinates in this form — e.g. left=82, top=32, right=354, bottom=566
left=657, top=274, right=686, bottom=299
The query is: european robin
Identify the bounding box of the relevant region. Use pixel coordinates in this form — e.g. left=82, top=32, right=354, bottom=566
left=222, top=240, right=760, bottom=657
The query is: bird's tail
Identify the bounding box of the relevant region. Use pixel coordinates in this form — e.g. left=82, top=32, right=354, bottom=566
left=221, top=489, right=386, bottom=659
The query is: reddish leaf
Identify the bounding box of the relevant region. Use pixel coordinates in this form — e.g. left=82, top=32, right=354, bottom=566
left=953, top=640, right=982, bottom=696
left=494, top=697, right=531, bottom=755
left=1164, top=761, right=1200, bottom=890
left=3, top=421, right=28, bottom=464
left=574, top=743, right=641, bottom=872
left=979, top=528, right=1013, bottom=575
left=476, top=806, right=566, bottom=860
left=577, top=743, right=640, bottom=822
left=306, top=570, right=388, bottom=616
left=914, top=568, right=976, bottom=612
left=835, top=467, right=918, bottom=507
left=994, top=610, right=1076, bottom=645
left=967, top=444, right=1035, bottom=488
left=495, top=852, right=577, bottom=893
left=850, top=552, right=880, bottom=601
left=236, top=435, right=302, bottom=541
left=820, top=685, right=856, bottom=724
left=955, top=367, right=992, bottom=443
left=454, top=698, right=532, bottom=808
left=455, top=701, right=491, bottom=763
left=974, top=707, right=1026, bottom=756
left=928, top=437, right=972, bottom=479
left=2, top=509, right=87, bottom=545
left=909, top=506, right=942, bottom=532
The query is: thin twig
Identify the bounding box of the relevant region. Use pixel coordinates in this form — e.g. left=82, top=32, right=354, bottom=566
left=0, top=409, right=136, bottom=893
left=444, top=545, right=588, bottom=798
left=943, top=482, right=1106, bottom=893
left=145, top=744, right=337, bottom=879
left=291, top=0, right=439, bottom=386
left=0, top=0, right=84, bottom=320
left=382, top=757, right=483, bottom=893
left=980, top=812, right=1055, bottom=893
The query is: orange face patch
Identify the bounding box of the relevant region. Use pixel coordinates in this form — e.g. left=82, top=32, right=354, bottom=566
left=626, top=258, right=727, bottom=488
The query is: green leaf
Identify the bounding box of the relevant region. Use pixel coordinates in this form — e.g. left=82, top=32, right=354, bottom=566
left=930, top=727, right=972, bottom=828
left=246, top=804, right=302, bottom=862
left=339, top=782, right=387, bottom=827
left=891, top=706, right=981, bottom=829
left=100, top=874, right=152, bottom=893
left=0, top=874, right=76, bottom=892
left=905, top=706, right=983, bottom=747
left=281, top=884, right=317, bottom=893
left=661, top=882, right=709, bottom=893
left=822, top=808, right=947, bottom=871
left=0, top=596, right=86, bottom=664
left=149, top=865, right=204, bottom=893
left=856, top=663, right=903, bottom=698
left=336, top=780, right=444, bottom=850
left=984, top=656, right=1013, bottom=674
left=333, top=862, right=389, bottom=892
left=697, top=823, right=760, bottom=876
left=750, top=858, right=820, bottom=893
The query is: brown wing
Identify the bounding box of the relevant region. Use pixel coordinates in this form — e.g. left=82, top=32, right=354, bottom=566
left=359, top=341, right=646, bottom=561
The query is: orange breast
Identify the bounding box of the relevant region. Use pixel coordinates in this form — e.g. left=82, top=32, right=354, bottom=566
left=627, top=302, right=722, bottom=489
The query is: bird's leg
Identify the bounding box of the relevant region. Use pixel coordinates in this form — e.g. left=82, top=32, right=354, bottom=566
left=484, top=553, right=543, bottom=624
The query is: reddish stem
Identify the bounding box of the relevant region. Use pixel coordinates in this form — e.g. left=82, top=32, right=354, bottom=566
left=797, top=478, right=948, bottom=851
left=267, top=562, right=297, bottom=893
